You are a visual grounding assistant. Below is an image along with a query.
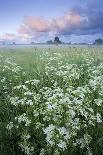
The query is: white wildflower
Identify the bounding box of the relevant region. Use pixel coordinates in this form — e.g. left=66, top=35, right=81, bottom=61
left=57, top=140, right=67, bottom=150
left=94, top=99, right=102, bottom=106
left=6, top=122, right=13, bottom=130
left=96, top=113, right=102, bottom=123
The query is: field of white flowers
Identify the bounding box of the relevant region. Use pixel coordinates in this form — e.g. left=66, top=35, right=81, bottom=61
left=0, top=47, right=103, bottom=155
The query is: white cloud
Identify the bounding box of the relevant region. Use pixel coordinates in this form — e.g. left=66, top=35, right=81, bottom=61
left=0, top=33, right=16, bottom=41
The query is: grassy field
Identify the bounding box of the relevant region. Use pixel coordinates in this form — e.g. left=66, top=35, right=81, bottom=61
left=0, top=46, right=103, bottom=155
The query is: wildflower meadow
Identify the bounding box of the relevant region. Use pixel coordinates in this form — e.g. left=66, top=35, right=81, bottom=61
left=0, top=46, right=103, bottom=155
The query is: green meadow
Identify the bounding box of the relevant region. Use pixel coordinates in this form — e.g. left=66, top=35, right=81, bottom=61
left=0, top=46, right=103, bottom=155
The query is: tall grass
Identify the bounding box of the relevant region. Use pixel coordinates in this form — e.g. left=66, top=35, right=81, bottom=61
left=0, top=47, right=103, bottom=155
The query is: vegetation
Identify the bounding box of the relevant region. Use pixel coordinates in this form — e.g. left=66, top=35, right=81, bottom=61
left=54, top=36, right=62, bottom=44
left=46, top=40, right=53, bottom=44
left=0, top=46, right=103, bottom=155
left=46, top=36, right=62, bottom=45
left=94, top=39, right=103, bottom=45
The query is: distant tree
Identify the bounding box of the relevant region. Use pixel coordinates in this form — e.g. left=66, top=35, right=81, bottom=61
left=30, top=42, right=35, bottom=45
left=12, top=42, right=16, bottom=45
left=46, top=40, right=53, bottom=44
left=94, top=39, right=103, bottom=45
left=68, top=42, right=71, bottom=45
left=54, top=36, right=62, bottom=45
left=2, top=41, right=5, bottom=45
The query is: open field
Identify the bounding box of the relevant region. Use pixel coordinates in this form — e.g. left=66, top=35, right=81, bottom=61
left=0, top=46, right=103, bottom=155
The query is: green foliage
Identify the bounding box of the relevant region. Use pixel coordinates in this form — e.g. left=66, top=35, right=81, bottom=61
left=54, top=36, right=62, bottom=44
left=94, top=39, right=103, bottom=45
left=0, top=47, right=103, bottom=155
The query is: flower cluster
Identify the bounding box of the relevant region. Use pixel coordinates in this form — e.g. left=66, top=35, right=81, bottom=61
left=0, top=49, right=103, bottom=155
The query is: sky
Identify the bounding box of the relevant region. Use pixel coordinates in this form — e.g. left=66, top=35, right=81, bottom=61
left=0, top=0, right=103, bottom=43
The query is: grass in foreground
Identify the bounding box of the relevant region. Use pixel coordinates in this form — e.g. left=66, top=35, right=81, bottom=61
left=0, top=47, right=103, bottom=155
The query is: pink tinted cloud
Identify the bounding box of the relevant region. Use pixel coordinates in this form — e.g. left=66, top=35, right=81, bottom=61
left=0, top=33, right=16, bottom=41
left=18, top=16, right=50, bottom=34
left=52, top=11, right=82, bottom=31
left=18, top=10, right=84, bottom=39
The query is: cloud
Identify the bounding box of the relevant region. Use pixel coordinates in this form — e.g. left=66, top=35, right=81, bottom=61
left=57, top=5, right=103, bottom=36
left=23, top=16, right=50, bottom=32
left=0, top=17, right=51, bottom=42
left=17, top=10, right=84, bottom=40
left=18, top=16, right=51, bottom=40
left=0, top=33, right=17, bottom=41
left=52, top=11, right=83, bottom=32
left=18, top=6, right=103, bottom=40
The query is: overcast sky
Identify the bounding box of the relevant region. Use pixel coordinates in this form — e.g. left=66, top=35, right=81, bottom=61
left=0, top=0, right=103, bottom=43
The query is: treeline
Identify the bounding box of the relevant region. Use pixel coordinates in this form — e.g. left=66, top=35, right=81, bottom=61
left=46, top=36, right=63, bottom=45
left=46, top=37, right=103, bottom=45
